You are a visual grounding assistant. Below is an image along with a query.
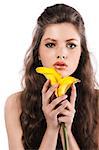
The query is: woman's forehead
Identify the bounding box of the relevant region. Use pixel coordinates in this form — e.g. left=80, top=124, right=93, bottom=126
left=42, top=23, right=81, bottom=42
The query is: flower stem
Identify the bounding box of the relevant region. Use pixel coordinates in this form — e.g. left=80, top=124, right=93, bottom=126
left=61, top=122, right=69, bottom=150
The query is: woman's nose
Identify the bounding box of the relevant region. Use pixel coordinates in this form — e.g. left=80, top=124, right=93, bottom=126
left=56, top=46, right=68, bottom=59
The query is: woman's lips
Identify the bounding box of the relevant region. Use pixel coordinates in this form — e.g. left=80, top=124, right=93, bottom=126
left=53, top=61, right=68, bottom=69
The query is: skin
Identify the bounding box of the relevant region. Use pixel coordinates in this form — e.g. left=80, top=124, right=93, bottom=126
left=5, top=23, right=80, bottom=150
left=39, top=23, right=82, bottom=77
left=40, top=81, right=80, bottom=150
left=41, top=80, right=76, bottom=131
left=39, top=22, right=81, bottom=131
left=39, top=23, right=81, bottom=149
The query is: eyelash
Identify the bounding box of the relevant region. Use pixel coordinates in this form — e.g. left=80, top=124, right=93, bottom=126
left=66, top=43, right=77, bottom=49
left=45, top=42, right=77, bottom=49
left=45, top=43, right=55, bottom=48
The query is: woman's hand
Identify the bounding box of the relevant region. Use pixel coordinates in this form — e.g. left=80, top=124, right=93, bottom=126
left=42, top=79, right=68, bottom=131
left=58, top=84, right=76, bottom=131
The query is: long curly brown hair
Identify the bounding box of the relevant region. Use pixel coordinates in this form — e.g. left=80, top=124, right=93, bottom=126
left=20, top=4, right=99, bottom=150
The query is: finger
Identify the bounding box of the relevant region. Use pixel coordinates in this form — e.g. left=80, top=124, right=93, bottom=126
left=45, top=84, right=59, bottom=100
left=52, top=100, right=68, bottom=116
left=60, top=109, right=76, bottom=117
left=42, top=79, right=50, bottom=94
left=62, top=100, right=73, bottom=111
left=70, top=84, right=77, bottom=108
left=49, top=95, right=68, bottom=111
left=42, top=82, right=58, bottom=107
left=58, top=116, right=74, bottom=124
left=42, top=80, right=51, bottom=107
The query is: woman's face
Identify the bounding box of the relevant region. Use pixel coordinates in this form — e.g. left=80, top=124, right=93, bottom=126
left=39, top=23, right=82, bottom=77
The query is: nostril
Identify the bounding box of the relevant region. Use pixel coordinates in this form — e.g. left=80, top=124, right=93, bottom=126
left=56, top=56, right=67, bottom=59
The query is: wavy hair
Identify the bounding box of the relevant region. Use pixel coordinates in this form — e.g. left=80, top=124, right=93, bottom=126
left=20, top=4, right=99, bottom=149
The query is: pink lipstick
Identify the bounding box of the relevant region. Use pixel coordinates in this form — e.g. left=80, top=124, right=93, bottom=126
left=53, top=61, right=68, bottom=69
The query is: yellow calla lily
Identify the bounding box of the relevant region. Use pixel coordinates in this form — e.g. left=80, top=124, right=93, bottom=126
left=36, top=66, right=80, bottom=150
left=36, top=67, right=80, bottom=97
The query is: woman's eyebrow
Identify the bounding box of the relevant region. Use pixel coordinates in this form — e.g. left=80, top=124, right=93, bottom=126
left=44, top=38, right=56, bottom=42
left=44, top=38, right=79, bottom=42
left=66, top=38, right=79, bottom=42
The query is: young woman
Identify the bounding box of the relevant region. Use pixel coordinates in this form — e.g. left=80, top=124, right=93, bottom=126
left=5, top=3, right=99, bottom=150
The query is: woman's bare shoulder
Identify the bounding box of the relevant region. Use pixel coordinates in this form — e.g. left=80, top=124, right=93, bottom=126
left=5, top=91, right=22, bottom=115
left=5, top=92, right=24, bottom=149
left=4, top=91, right=22, bottom=130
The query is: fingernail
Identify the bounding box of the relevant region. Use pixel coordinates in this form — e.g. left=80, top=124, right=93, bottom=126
left=62, top=95, right=68, bottom=99
left=54, top=84, right=59, bottom=88
left=47, top=79, right=50, bottom=82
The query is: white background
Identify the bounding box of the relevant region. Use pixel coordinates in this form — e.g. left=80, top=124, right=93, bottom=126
left=0, top=0, right=99, bottom=149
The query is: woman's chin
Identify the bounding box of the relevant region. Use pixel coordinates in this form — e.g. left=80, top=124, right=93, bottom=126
left=55, top=69, right=70, bottom=77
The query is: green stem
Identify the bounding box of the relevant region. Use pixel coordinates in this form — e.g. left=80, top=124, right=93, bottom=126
left=61, top=122, right=69, bottom=150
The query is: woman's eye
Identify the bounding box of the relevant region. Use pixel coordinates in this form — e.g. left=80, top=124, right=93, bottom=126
left=66, top=43, right=77, bottom=49
left=45, top=43, right=55, bottom=48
